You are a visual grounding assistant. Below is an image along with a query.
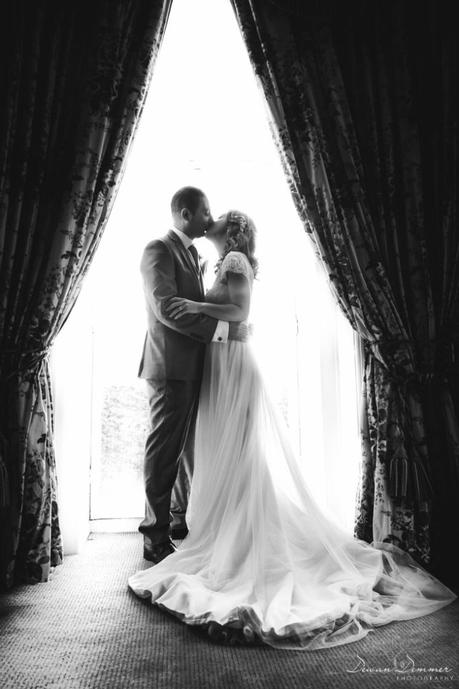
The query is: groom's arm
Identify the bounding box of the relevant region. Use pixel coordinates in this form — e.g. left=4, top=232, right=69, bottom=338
left=141, top=240, right=226, bottom=344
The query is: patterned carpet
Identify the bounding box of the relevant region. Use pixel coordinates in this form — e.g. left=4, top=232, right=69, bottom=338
left=1, top=532, right=458, bottom=689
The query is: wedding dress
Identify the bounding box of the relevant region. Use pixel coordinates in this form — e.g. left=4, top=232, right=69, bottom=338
left=128, top=251, right=456, bottom=650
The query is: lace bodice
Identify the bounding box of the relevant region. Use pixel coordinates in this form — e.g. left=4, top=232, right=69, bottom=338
left=205, top=252, right=254, bottom=320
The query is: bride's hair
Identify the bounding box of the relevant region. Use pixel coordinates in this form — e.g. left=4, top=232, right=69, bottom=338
left=215, top=210, right=259, bottom=277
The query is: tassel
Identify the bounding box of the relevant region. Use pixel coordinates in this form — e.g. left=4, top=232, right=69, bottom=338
left=0, top=458, right=9, bottom=508
left=412, top=461, right=434, bottom=503
left=389, top=452, right=408, bottom=498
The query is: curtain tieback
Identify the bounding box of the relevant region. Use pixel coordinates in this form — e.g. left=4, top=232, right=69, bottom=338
left=0, top=345, right=51, bottom=381
left=366, top=335, right=459, bottom=387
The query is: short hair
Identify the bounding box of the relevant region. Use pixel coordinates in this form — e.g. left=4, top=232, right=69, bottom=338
left=170, top=186, right=205, bottom=216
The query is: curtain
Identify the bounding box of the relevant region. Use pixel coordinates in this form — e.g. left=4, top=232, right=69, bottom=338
left=230, top=0, right=459, bottom=587
left=0, top=0, right=172, bottom=589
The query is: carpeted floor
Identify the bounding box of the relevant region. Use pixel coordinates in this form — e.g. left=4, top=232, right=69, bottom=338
left=1, top=533, right=458, bottom=689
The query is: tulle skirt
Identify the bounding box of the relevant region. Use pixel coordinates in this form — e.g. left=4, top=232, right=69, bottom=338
left=128, top=341, right=456, bottom=650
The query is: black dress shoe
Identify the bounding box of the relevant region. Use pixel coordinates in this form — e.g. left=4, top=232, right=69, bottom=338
left=170, top=525, right=188, bottom=540
left=143, top=539, right=176, bottom=564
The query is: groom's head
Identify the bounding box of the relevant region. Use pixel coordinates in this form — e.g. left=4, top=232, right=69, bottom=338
left=171, top=186, right=212, bottom=239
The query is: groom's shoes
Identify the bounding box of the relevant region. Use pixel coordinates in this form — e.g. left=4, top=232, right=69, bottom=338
left=143, top=539, right=176, bottom=564
left=170, top=525, right=188, bottom=540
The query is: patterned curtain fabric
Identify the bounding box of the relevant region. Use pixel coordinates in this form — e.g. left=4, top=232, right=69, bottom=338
left=230, top=0, right=459, bottom=586
left=0, top=0, right=172, bottom=589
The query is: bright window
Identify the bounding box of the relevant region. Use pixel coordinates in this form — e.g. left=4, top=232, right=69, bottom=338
left=52, top=0, right=361, bottom=544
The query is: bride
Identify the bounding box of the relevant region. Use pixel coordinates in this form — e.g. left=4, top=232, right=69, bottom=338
left=128, top=210, right=456, bottom=650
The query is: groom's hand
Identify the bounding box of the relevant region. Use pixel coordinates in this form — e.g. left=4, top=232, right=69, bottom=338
left=228, top=322, right=249, bottom=342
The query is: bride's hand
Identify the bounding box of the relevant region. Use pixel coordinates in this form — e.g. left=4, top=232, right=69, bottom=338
left=165, top=297, right=201, bottom=319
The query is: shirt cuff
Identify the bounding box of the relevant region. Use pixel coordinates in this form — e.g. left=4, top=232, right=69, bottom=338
left=212, top=320, right=229, bottom=343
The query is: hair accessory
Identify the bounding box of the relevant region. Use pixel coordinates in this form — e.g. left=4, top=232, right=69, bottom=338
left=227, top=211, right=249, bottom=234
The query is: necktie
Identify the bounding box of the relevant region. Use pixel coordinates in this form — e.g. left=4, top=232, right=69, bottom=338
left=188, top=244, right=200, bottom=273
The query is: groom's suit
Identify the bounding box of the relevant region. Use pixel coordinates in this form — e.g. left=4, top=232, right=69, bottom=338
left=139, top=229, right=227, bottom=548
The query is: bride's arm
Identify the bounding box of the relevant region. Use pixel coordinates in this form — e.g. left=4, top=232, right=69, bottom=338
left=165, top=272, right=250, bottom=322
left=196, top=272, right=250, bottom=320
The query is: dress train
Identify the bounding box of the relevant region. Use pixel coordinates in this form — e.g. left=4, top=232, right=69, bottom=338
left=129, top=336, right=456, bottom=651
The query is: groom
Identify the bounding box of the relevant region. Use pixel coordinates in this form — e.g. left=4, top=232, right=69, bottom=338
left=138, top=186, right=234, bottom=563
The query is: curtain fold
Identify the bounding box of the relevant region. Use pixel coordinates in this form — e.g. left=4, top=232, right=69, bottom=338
left=230, top=0, right=459, bottom=586
left=0, top=0, right=172, bottom=589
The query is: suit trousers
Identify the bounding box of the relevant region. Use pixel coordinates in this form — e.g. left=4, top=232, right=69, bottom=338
left=139, top=379, right=200, bottom=547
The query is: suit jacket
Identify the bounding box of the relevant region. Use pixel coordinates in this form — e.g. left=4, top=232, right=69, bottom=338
left=138, top=230, right=218, bottom=381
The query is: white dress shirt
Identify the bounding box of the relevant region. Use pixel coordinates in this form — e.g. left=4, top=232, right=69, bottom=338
left=170, top=226, right=229, bottom=343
